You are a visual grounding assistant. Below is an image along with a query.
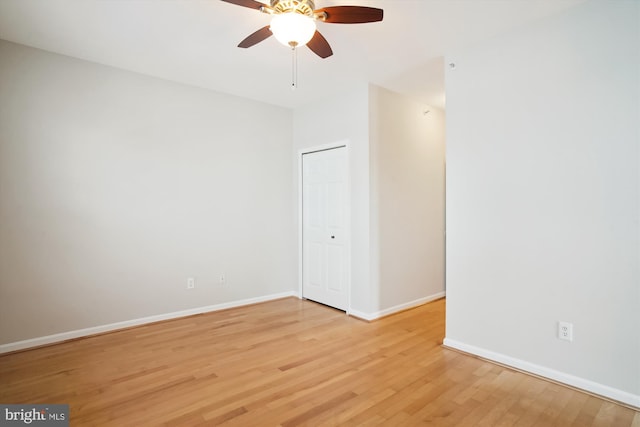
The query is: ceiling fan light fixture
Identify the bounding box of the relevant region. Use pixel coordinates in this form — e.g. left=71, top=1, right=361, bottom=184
left=270, top=12, right=316, bottom=47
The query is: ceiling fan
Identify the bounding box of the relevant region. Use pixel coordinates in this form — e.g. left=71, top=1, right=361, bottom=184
left=220, top=0, right=384, bottom=59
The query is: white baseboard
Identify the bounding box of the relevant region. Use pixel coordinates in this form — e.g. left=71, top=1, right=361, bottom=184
left=0, top=291, right=298, bottom=354
left=349, top=292, right=446, bottom=321
left=443, top=338, right=640, bottom=410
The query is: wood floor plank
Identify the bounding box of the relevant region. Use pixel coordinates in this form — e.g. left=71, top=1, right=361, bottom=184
left=0, top=297, right=637, bottom=426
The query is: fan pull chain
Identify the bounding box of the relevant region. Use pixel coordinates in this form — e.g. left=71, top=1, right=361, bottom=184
left=291, top=46, right=298, bottom=90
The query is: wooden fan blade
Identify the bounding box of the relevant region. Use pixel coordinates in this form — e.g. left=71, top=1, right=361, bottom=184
left=307, top=30, right=333, bottom=59
left=220, top=0, right=264, bottom=10
left=315, top=6, right=383, bottom=24
left=238, top=26, right=272, bottom=48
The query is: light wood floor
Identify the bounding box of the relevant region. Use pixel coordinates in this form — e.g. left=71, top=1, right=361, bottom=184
left=1, top=298, right=638, bottom=426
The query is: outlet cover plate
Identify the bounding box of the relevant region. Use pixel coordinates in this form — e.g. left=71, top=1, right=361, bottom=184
left=558, top=321, right=573, bottom=342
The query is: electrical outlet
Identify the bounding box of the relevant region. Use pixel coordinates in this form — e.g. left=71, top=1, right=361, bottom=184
left=558, top=321, right=573, bottom=342
left=187, top=277, right=195, bottom=289
left=219, top=273, right=226, bottom=285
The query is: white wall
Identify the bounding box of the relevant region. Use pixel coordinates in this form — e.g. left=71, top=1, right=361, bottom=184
left=292, top=84, right=374, bottom=314
left=445, top=0, right=639, bottom=406
left=0, top=40, right=296, bottom=345
left=369, top=86, right=446, bottom=312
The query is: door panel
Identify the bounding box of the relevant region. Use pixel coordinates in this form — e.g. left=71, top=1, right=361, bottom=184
left=302, top=146, right=348, bottom=310
left=308, top=242, right=324, bottom=288
left=327, top=245, right=344, bottom=292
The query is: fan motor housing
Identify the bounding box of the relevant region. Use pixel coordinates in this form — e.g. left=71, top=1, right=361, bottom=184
left=270, top=0, right=315, bottom=17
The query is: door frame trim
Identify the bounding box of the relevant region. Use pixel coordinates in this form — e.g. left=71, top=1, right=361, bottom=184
left=298, top=141, right=351, bottom=314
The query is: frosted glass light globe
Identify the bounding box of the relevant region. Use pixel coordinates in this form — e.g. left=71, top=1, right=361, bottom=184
left=270, top=13, right=316, bottom=47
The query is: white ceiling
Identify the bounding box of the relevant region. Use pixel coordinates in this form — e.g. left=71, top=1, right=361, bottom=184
left=0, top=0, right=585, bottom=109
